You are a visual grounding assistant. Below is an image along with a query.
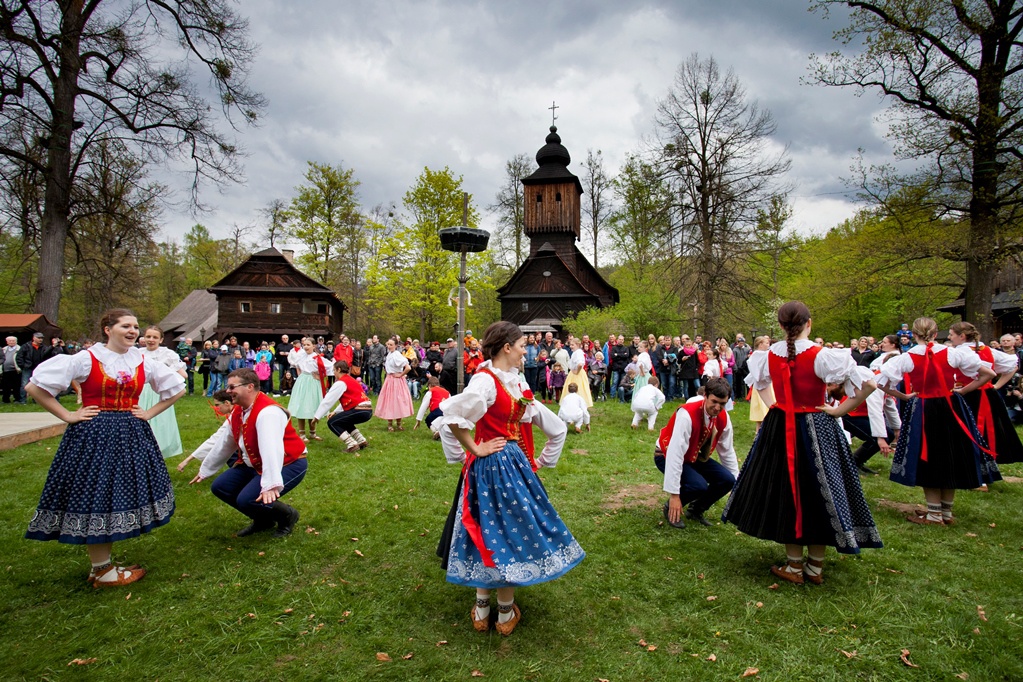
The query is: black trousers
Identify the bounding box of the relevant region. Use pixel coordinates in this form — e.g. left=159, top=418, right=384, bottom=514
left=841, top=415, right=894, bottom=465
left=326, top=408, right=372, bottom=437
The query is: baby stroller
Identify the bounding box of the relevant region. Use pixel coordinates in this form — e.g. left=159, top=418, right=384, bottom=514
left=588, top=364, right=607, bottom=401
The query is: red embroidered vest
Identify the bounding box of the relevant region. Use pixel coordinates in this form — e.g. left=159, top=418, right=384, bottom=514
left=907, top=345, right=957, bottom=398
left=658, top=400, right=728, bottom=463
left=81, top=351, right=145, bottom=410
left=338, top=374, right=369, bottom=410
left=428, top=386, right=450, bottom=412
left=768, top=346, right=825, bottom=412
left=230, top=392, right=306, bottom=474
left=475, top=368, right=535, bottom=469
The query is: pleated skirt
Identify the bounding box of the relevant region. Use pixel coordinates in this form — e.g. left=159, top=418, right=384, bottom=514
left=722, top=409, right=882, bottom=554
left=374, top=374, right=413, bottom=420
left=442, top=442, right=585, bottom=588
left=138, top=384, right=182, bottom=459
left=287, top=372, right=322, bottom=419
left=890, top=395, right=1001, bottom=488
left=963, top=388, right=1023, bottom=464
left=26, top=411, right=175, bottom=544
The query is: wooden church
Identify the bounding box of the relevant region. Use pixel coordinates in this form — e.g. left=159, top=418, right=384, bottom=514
left=497, top=126, right=618, bottom=335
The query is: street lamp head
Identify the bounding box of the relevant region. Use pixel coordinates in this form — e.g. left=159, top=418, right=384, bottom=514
left=439, top=225, right=490, bottom=253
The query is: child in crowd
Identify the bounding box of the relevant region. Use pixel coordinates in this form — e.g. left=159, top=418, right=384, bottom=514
left=279, top=369, right=295, bottom=395
left=558, top=383, right=591, bottom=433
left=254, top=354, right=273, bottom=394
left=177, top=390, right=235, bottom=472
left=549, top=362, right=566, bottom=401
left=631, top=375, right=666, bottom=430
left=414, top=376, right=451, bottom=440
left=536, top=349, right=550, bottom=401
left=618, top=367, right=636, bottom=403
left=228, top=349, right=246, bottom=373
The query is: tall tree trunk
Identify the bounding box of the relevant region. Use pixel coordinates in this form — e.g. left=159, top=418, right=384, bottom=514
left=36, top=2, right=84, bottom=324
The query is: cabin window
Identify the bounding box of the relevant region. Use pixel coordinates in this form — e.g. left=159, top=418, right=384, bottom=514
left=304, top=300, right=329, bottom=315
left=522, top=303, right=529, bottom=312
left=239, top=301, right=252, bottom=313
left=555, top=192, right=562, bottom=202
left=269, top=303, right=281, bottom=314
left=536, top=193, right=542, bottom=203
left=317, top=303, right=329, bottom=315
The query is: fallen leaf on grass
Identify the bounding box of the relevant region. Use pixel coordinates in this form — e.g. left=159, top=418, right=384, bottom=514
left=885, top=568, right=904, bottom=574
left=706, top=654, right=717, bottom=662
left=343, top=610, right=351, bottom=617
left=376, top=652, right=391, bottom=662
left=401, top=653, right=413, bottom=660
left=973, top=627, right=981, bottom=634
left=768, top=583, right=779, bottom=590
left=598, top=678, right=610, bottom=682
left=246, top=613, right=256, bottom=619
left=977, top=605, right=988, bottom=621
left=755, top=602, right=764, bottom=608
left=742, top=667, right=759, bottom=677
left=258, top=551, right=265, bottom=556
left=418, top=531, right=428, bottom=536
left=354, top=550, right=364, bottom=557
left=283, top=608, right=294, bottom=614
left=125, top=592, right=131, bottom=601
left=67, top=658, right=98, bottom=666
left=305, top=526, right=317, bottom=534
left=955, top=673, right=968, bottom=680
left=637, top=639, right=647, bottom=647
left=647, top=645, right=657, bottom=652
left=569, top=449, right=588, bottom=455
left=706, top=596, right=718, bottom=601
left=393, top=505, right=399, bottom=510
left=436, top=640, right=448, bottom=646
left=900, top=649, right=919, bottom=668
left=181, top=573, right=190, bottom=578
left=697, top=573, right=705, bottom=580
left=350, top=537, right=359, bottom=542
left=989, top=523, right=996, bottom=528
left=471, top=671, right=484, bottom=677
left=839, top=650, right=858, bottom=659
left=966, top=532, right=978, bottom=537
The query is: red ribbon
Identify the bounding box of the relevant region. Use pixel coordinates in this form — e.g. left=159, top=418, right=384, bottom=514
left=776, top=360, right=803, bottom=538
left=315, top=355, right=328, bottom=397
left=460, top=453, right=497, bottom=568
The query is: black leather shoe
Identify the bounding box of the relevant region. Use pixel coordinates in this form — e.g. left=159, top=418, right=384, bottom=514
left=271, top=502, right=300, bottom=538
left=662, top=502, right=686, bottom=529
left=236, top=519, right=274, bottom=537
left=684, top=508, right=714, bottom=527
left=856, top=463, right=878, bottom=475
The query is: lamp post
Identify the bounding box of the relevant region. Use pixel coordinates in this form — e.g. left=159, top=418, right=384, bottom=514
left=199, top=327, right=206, bottom=343
left=439, top=192, right=489, bottom=394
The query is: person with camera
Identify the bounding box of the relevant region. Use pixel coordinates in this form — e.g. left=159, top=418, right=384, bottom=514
left=659, top=336, right=680, bottom=400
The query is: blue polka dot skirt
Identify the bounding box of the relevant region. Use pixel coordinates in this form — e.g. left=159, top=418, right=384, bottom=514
left=25, top=411, right=175, bottom=544
left=445, top=441, right=585, bottom=588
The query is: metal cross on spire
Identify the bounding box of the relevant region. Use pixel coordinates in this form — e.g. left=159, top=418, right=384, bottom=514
left=549, top=100, right=559, bottom=126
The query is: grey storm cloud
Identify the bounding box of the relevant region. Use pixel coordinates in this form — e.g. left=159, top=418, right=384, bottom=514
left=158, top=0, right=897, bottom=243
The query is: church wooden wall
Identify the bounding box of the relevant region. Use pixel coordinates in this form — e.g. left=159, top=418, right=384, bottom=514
left=524, top=183, right=580, bottom=237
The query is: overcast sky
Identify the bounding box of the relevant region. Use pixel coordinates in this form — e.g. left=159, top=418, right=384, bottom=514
left=161, top=0, right=894, bottom=249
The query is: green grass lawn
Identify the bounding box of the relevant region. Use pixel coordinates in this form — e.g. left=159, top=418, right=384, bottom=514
left=1, top=393, right=1021, bottom=681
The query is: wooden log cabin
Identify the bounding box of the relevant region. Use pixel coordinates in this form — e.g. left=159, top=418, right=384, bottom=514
left=208, top=247, right=346, bottom=344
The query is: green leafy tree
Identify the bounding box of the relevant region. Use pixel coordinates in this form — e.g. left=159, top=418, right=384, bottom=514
left=289, top=161, right=365, bottom=328
left=366, top=167, right=479, bottom=340
left=811, top=0, right=1023, bottom=338
left=182, top=224, right=234, bottom=290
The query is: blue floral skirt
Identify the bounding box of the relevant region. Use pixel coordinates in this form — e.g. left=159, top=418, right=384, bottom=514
left=25, top=411, right=175, bottom=544
left=891, top=395, right=1001, bottom=489
left=445, top=442, right=585, bottom=588
left=722, top=409, right=882, bottom=554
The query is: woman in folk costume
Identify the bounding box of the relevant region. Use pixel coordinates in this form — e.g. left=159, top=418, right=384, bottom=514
left=435, top=321, right=582, bottom=636
left=288, top=337, right=333, bottom=441
left=746, top=336, right=776, bottom=434
left=875, top=318, right=999, bottom=526
left=139, top=326, right=186, bottom=458
left=631, top=340, right=653, bottom=409
left=723, top=301, right=882, bottom=585
left=560, top=337, right=593, bottom=409
left=375, top=337, right=414, bottom=431
left=947, top=322, right=1023, bottom=470
left=25, top=309, right=185, bottom=587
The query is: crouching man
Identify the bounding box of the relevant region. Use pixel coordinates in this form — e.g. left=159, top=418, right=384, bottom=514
left=655, top=377, right=739, bottom=529
left=190, top=368, right=307, bottom=538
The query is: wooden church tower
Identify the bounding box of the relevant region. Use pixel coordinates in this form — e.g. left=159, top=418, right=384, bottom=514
left=497, top=126, right=618, bottom=335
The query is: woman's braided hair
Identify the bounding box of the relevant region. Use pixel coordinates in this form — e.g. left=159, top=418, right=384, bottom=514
left=777, top=301, right=811, bottom=363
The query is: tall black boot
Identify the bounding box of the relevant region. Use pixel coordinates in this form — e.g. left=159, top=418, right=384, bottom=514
left=271, top=501, right=300, bottom=537
left=852, top=443, right=878, bottom=475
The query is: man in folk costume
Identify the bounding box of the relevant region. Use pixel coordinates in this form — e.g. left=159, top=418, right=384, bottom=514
left=829, top=366, right=900, bottom=475
left=655, top=377, right=739, bottom=529
left=313, top=361, right=372, bottom=452
left=190, top=368, right=308, bottom=538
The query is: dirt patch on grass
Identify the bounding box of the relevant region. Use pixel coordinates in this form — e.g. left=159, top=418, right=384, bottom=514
left=1002, top=476, right=1023, bottom=484
left=603, top=484, right=662, bottom=511
left=877, top=499, right=924, bottom=516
